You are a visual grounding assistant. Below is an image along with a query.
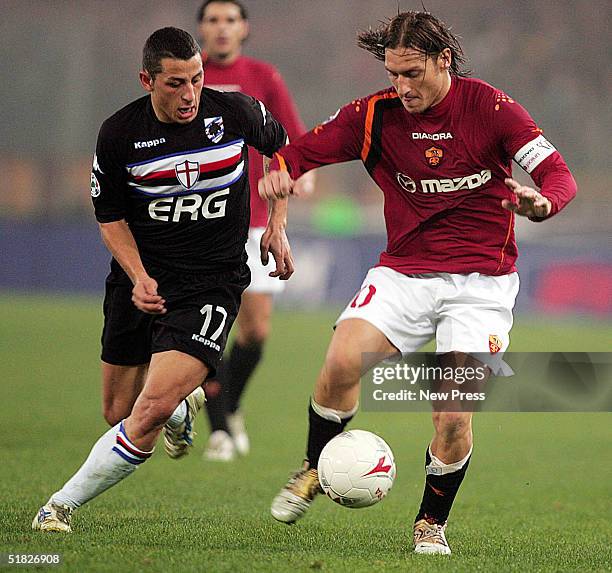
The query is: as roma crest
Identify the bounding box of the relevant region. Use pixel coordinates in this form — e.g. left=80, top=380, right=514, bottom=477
left=489, top=334, right=502, bottom=354
left=425, top=146, right=444, bottom=168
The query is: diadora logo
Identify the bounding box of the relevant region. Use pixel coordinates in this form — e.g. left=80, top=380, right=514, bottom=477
left=148, top=190, right=229, bottom=222
left=362, top=456, right=393, bottom=477
left=134, top=138, right=166, bottom=149
left=421, top=170, right=492, bottom=193
left=412, top=132, right=453, bottom=141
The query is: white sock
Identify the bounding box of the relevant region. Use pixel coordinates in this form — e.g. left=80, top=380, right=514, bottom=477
left=50, top=421, right=153, bottom=509
left=426, top=445, right=473, bottom=475
left=166, top=400, right=187, bottom=429
left=311, top=398, right=358, bottom=423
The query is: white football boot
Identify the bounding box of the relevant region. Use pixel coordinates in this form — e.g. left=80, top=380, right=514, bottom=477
left=163, top=386, right=206, bottom=459
left=204, top=430, right=236, bottom=462
left=227, top=410, right=250, bottom=456
left=271, top=463, right=322, bottom=524
left=413, top=518, right=451, bottom=555
left=32, top=502, right=72, bottom=533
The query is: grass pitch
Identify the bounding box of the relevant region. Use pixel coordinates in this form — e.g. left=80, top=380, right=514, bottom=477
left=0, top=294, right=610, bottom=572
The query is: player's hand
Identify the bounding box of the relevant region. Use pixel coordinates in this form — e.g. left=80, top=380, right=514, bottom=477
left=258, top=170, right=294, bottom=200
left=502, top=178, right=552, bottom=218
left=260, top=225, right=294, bottom=280
left=132, top=276, right=166, bottom=314
left=291, top=171, right=316, bottom=197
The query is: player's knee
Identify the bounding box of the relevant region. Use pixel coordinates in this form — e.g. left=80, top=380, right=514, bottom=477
left=321, top=351, right=361, bottom=392
left=432, top=412, right=471, bottom=441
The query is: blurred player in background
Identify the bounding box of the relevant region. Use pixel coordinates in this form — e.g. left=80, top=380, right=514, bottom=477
left=197, top=0, right=315, bottom=461
left=259, top=11, right=577, bottom=555
left=32, top=27, right=291, bottom=533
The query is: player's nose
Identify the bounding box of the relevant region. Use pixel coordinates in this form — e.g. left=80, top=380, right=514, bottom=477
left=396, top=77, right=413, bottom=97
left=182, top=83, right=195, bottom=103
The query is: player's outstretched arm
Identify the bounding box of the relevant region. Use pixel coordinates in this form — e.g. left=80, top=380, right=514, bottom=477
left=99, top=220, right=166, bottom=314
left=502, top=178, right=552, bottom=219
left=260, top=197, right=294, bottom=281
left=258, top=170, right=294, bottom=200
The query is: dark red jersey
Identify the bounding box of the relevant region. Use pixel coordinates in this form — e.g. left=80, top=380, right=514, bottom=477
left=204, top=55, right=306, bottom=227
left=272, top=77, right=576, bottom=275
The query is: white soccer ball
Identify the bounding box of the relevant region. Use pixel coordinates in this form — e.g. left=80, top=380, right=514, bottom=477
left=317, top=429, right=396, bottom=508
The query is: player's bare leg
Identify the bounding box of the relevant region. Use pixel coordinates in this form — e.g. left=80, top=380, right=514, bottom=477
left=271, top=319, right=398, bottom=523
left=101, top=362, right=148, bottom=425
left=205, top=292, right=272, bottom=460
left=413, top=352, right=486, bottom=555
left=33, top=351, right=208, bottom=532
left=101, top=361, right=204, bottom=458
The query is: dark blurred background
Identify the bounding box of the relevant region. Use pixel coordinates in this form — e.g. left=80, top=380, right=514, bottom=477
left=1, top=0, right=610, bottom=316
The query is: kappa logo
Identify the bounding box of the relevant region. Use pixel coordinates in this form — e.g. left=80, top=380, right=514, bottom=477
left=489, top=334, right=503, bottom=354
left=134, top=138, right=166, bottom=149
left=175, top=160, right=200, bottom=189
left=204, top=116, right=224, bottom=143
left=425, top=146, right=444, bottom=168
left=396, top=172, right=416, bottom=193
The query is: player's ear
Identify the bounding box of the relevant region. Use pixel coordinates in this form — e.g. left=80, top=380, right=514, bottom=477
left=139, top=70, right=154, bottom=93
left=439, top=48, right=452, bottom=71
left=240, top=19, right=249, bottom=43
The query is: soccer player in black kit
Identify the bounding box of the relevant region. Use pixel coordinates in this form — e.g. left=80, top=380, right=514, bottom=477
left=32, top=27, right=290, bottom=533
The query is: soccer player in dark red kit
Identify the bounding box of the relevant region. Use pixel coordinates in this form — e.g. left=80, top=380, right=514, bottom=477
left=196, top=0, right=315, bottom=461
left=260, top=12, right=577, bottom=554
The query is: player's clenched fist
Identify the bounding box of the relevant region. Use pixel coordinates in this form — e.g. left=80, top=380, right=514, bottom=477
left=258, top=170, right=294, bottom=200
left=132, top=276, right=166, bottom=314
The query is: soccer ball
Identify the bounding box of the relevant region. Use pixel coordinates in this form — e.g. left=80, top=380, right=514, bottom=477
left=317, top=429, right=396, bottom=508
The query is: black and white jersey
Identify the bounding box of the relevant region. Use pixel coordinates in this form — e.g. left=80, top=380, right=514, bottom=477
left=91, top=88, right=286, bottom=273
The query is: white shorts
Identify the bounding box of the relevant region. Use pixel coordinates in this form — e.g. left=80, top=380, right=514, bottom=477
left=336, top=266, right=519, bottom=356
left=245, top=227, right=286, bottom=295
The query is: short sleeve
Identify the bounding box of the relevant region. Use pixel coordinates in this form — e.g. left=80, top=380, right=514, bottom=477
left=91, top=123, right=128, bottom=223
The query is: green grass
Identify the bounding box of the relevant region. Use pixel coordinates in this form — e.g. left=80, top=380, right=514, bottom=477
left=0, top=294, right=611, bottom=572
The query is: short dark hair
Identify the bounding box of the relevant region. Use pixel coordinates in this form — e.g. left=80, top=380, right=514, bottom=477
left=197, top=0, right=248, bottom=22
left=357, top=11, right=470, bottom=77
left=142, top=27, right=201, bottom=78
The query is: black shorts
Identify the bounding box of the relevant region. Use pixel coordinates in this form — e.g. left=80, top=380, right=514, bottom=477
left=101, top=262, right=250, bottom=376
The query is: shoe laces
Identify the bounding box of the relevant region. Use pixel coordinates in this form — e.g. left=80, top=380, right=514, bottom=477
left=53, top=504, right=72, bottom=524
left=414, top=519, right=447, bottom=545
left=288, top=468, right=322, bottom=499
